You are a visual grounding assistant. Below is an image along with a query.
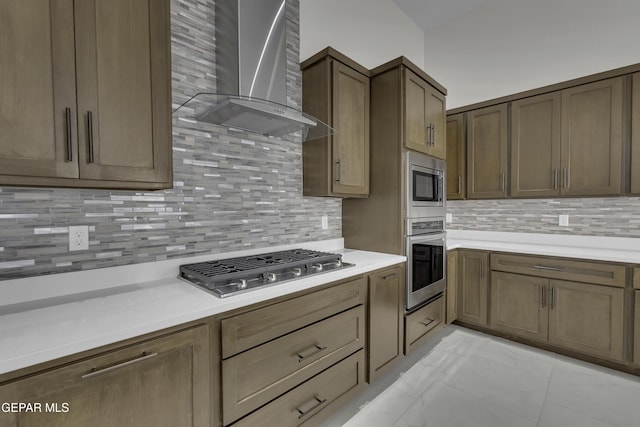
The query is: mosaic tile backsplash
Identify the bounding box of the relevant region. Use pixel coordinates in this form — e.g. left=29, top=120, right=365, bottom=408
left=0, top=0, right=342, bottom=280
left=447, top=197, right=640, bottom=238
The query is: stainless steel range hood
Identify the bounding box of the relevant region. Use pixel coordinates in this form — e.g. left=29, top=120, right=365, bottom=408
left=173, top=0, right=333, bottom=142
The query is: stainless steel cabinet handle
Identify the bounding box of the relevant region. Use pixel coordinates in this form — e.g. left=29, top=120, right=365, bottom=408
left=65, top=107, right=72, bottom=161
left=500, top=173, right=505, bottom=193
left=430, top=124, right=435, bottom=145
left=297, top=344, right=327, bottom=362
left=382, top=273, right=398, bottom=280
left=419, top=317, right=436, bottom=327
left=335, top=159, right=341, bottom=182
left=87, top=111, right=95, bottom=163
left=540, top=286, right=545, bottom=308
left=458, top=176, right=462, bottom=194
left=81, top=352, right=158, bottom=379
left=296, top=396, right=327, bottom=419
left=553, top=168, right=558, bottom=190
left=550, top=287, right=556, bottom=309
left=534, top=265, right=564, bottom=272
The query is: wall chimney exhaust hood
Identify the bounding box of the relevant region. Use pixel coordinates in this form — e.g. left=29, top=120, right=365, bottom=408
left=173, top=0, right=333, bottom=142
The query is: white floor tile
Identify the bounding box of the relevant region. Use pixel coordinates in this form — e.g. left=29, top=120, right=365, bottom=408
left=343, top=384, right=417, bottom=427
left=472, top=335, right=556, bottom=378
left=392, top=381, right=536, bottom=427
left=538, top=402, right=612, bottom=427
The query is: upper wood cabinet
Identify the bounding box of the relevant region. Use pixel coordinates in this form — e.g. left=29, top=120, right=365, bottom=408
left=0, top=325, right=211, bottom=427
left=302, top=48, right=370, bottom=197
left=560, top=77, right=624, bottom=196
left=632, top=73, right=640, bottom=195
left=405, top=69, right=447, bottom=159
left=0, top=0, right=172, bottom=190
left=466, top=104, right=508, bottom=199
left=446, top=114, right=465, bottom=199
left=511, top=92, right=562, bottom=198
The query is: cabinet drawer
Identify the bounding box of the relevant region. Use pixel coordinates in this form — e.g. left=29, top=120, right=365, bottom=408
left=405, top=295, right=444, bottom=353
left=221, top=277, right=365, bottom=358
left=491, top=253, right=626, bottom=288
left=634, top=268, right=640, bottom=289
left=222, top=306, right=365, bottom=424
left=232, top=350, right=365, bottom=427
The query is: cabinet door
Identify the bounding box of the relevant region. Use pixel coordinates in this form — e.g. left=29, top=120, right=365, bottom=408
left=0, top=326, right=211, bottom=427
left=548, top=280, right=624, bottom=362
left=74, top=0, right=171, bottom=186
left=446, top=250, right=458, bottom=323
left=332, top=60, right=370, bottom=195
left=466, top=104, right=508, bottom=199
left=457, top=251, right=489, bottom=326
left=404, top=69, right=446, bottom=159
left=632, top=73, right=640, bottom=194
left=560, top=77, right=624, bottom=196
left=368, top=266, right=403, bottom=381
left=634, top=291, right=640, bottom=366
left=0, top=0, right=78, bottom=179
left=490, top=272, right=548, bottom=342
left=446, top=114, right=465, bottom=199
left=511, top=92, right=561, bottom=197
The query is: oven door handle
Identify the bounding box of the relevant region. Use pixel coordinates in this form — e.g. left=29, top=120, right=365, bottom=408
left=407, top=235, right=446, bottom=245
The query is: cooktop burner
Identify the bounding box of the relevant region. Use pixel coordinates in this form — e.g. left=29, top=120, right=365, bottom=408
left=178, top=249, right=353, bottom=297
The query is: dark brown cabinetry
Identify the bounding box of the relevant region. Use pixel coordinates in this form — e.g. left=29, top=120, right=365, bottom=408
left=446, top=114, right=465, bottom=199
left=446, top=250, right=459, bottom=323
left=632, top=73, right=640, bottom=194
left=302, top=48, right=370, bottom=197
left=466, top=105, right=508, bottom=199
left=560, top=77, right=624, bottom=196
left=457, top=250, right=489, bottom=326
left=0, top=0, right=172, bottom=190
left=404, top=295, right=444, bottom=354
left=0, top=326, right=211, bottom=427
left=510, top=92, right=562, bottom=197
left=405, top=69, right=447, bottom=159
left=368, top=265, right=404, bottom=381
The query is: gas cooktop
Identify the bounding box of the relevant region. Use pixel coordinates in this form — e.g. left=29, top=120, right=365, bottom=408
left=178, top=248, right=353, bottom=298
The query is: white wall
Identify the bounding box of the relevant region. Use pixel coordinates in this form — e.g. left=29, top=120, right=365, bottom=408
left=299, top=0, right=425, bottom=69
left=422, top=0, right=640, bottom=109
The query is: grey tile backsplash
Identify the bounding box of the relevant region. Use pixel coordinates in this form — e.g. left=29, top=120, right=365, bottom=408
left=447, top=197, right=640, bottom=238
left=0, top=0, right=342, bottom=280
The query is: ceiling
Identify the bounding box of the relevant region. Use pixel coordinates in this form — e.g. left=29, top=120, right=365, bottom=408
left=392, top=0, right=490, bottom=31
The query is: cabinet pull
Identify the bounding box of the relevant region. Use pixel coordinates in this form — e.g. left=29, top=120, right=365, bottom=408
left=540, top=286, right=545, bottom=308
left=297, top=344, right=327, bottom=362
left=550, top=287, right=556, bottom=309
left=500, top=173, right=505, bottom=193
left=458, top=176, right=462, bottom=194
left=335, top=159, right=341, bottom=182
left=419, top=317, right=436, bottom=327
left=65, top=107, right=72, bottom=161
left=553, top=168, right=558, bottom=190
left=296, top=396, right=327, bottom=419
left=81, top=352, right=158, bottom=379
left=430, top=124, right=435, bottom=145
left=87, top=111, right=95, bottom=163
left=382, top=273, right=398, bottom=280
left=534, top=265, right=564, bottom=272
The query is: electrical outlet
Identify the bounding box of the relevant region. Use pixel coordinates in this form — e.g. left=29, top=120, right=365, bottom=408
left=321, top=215, right=329, bottom=230
left=69, top=226, right=89, bottom=251
left=559, top=214, right=569, bottom=227
left=446, top=213, right=453, bottom=223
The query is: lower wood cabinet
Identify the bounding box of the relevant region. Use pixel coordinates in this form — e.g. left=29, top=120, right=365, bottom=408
left=634, top=290, right=640, bottom=366
left=457, top=250, right=489, bottom=326
left=367, top=265, right=404, bottom=382
left=491, top=272, right=625, bottom=362
left=446, top=251, right=459, bottom=323
left=632, top=73, right=640, bottom=195
left=404, top=294, right=444, bottom=354
left=0, top=325, right=211, bottom=427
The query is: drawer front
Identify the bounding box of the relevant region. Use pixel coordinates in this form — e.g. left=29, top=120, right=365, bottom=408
left=491, top=253, right=626, bottom=288
left=222, top=306, right=365, bottom=424
left=405, top=295, right=444, bottom=352
left=634, top=268, right=640, bottom=290
left=221, top=277, right=365, bottom=358
left=232, top=350, right=365, bottom=427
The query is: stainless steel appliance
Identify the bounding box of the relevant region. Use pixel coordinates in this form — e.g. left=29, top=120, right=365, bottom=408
left=178, top=249, right=353, bottom=298
left=405, top=217, right=446, bottom=312
left=405, top=150, right=445, bottom=219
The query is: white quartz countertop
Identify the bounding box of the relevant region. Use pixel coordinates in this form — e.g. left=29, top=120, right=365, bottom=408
left=0, top=240, right=405, bottom=376
left=447, top=230, right=640, bottom=263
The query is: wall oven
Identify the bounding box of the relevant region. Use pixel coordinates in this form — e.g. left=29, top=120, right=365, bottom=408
left=405, top=151, right=445, bottom=219
left=405, top=217, right=446, bottom=312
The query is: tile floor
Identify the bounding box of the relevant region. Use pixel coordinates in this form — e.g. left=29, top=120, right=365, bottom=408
left=320, top=325, right=640, bottom=427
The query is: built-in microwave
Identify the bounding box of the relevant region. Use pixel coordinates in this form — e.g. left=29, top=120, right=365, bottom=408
left=405, top=151, right=446, bottom=219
